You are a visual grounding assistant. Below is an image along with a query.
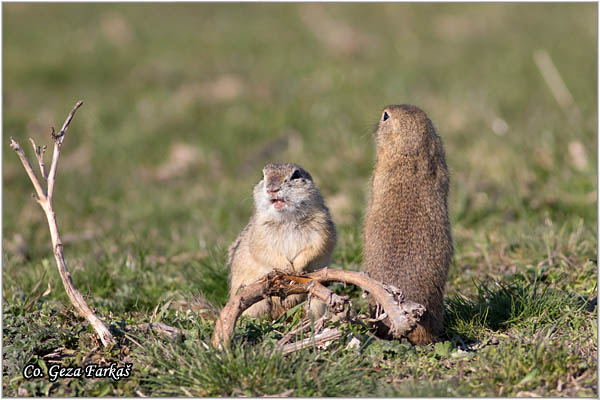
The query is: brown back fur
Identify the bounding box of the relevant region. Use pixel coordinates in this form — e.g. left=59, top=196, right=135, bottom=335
left=363, top=104, right=453, bottom=345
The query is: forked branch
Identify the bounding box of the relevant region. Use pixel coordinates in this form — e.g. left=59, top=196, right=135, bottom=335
left=47, top=100, right=83, bottom=199
left=211, top=267, right=425, bottom=349
left=29, top=138, right=47, bottom=180
left=10, top=101, right=115, bottom=347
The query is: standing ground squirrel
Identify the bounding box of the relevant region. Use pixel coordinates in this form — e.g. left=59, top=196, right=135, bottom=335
left=228, top=163, right=337, bottom=318
left=364, top=104, right=453, bottom=345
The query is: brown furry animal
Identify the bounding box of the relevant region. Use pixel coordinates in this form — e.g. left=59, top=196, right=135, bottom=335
left=228, top=163, right=336, bottom=319
left=363, top=104, right=453, bottom=345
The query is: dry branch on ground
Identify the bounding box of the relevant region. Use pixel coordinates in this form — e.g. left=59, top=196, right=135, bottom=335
left=211, top=268, right=426, bottom=349
left=10, top=101, right=184, bottom=347
left=10, top=101, right=116, bottom=347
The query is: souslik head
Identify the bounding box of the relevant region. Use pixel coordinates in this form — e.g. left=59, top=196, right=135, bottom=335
left=253, top=163, right=323, bottom=220
left=375, top=104, right=437, bottom=156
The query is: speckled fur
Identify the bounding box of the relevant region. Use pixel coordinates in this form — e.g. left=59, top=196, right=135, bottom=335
left=364, top=105, right=453, bottom=345
left=228, top=163, right=336, bottom=319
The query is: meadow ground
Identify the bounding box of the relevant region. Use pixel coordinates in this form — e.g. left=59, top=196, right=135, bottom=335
left=2, top=3, right=597, bottom=396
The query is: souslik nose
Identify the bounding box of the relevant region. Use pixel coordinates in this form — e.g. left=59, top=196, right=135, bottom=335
left=266, top=181, right=280, bottom=195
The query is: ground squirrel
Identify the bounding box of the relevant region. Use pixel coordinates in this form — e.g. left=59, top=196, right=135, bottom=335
left=228, top=163, right=337, bottom=318
left=363, top=104, right=453, bottom=345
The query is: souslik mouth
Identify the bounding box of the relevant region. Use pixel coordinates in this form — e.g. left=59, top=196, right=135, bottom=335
left=271, top=198, right=286, bottom=210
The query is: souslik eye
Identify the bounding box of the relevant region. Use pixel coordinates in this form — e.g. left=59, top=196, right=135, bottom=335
left=382, top=111, right=390, bottom=121
left=290, top=170, right=302, bottom=180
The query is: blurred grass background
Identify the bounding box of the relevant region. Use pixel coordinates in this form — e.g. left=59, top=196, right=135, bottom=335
left=2, top=3, right=597, bottom=397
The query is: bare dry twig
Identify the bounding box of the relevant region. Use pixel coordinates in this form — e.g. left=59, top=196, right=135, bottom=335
left=10, top=101, right=115, bottom=347
left=211, top=267, right=425, bottom=349
left=125, top=322, right=184, bottom=341
left=280, top=327, right=342, bottom=355
left=277, top=316, right=328, bottom=347
left=47, top=100, right=83, bottom=198
left=29, top=138, right=47, bottom=180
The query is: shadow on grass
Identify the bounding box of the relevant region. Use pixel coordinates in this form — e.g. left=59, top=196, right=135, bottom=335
left=444, top=276, right=588, bottom=341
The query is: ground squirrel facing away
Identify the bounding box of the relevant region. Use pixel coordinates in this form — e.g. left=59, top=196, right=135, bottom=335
left=228, top=163, right=337, bottom=319
left=364, top=104, right=453, bottom=345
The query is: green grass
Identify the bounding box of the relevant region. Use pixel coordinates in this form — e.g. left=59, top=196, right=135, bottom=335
left=3, top=3, right=597, bottom=397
